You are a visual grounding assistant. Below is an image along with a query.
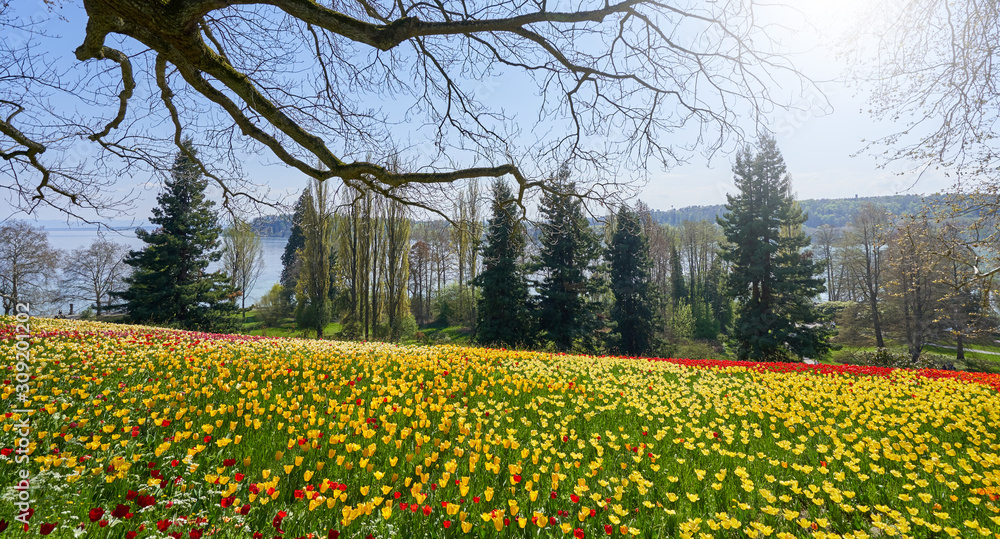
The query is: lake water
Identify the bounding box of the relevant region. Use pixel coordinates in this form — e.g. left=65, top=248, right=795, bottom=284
left=46, top=228, right=288, bottom=309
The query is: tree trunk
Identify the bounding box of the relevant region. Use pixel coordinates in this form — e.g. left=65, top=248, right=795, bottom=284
left=956, top=332, right=965, bottom=360
left=870, top=295, right=884, bottom=348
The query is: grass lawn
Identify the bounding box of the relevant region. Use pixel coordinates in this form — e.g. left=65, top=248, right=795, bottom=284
left=236, top=311, right=344, bottom=339
left=828, top=339, right=1000, bottom=374
left=235, top=311, right=472, bottom=345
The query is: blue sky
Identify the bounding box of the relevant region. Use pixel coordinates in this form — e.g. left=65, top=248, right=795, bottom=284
left=10, top=0, right=952, bottom=225
left=643, top=0, right=952, bottom=210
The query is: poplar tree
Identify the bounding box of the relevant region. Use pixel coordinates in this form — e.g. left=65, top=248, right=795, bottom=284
left=295, top=179, right=334, bottom=338
left=607, top=205, right=660, bottom=356
left=117, top=140, right=237, bottom=331
left=383, top=197, right=412, bottom=339
left=669, top=244, right=686, bottom=306
left=474, top=179, right=532, bottom=347
left=718, top=136, right=832, bottom=361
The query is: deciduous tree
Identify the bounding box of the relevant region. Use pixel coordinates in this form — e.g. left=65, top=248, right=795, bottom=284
left=854, top=1, right=1000, bottom=281
left=382, top=197, right=412, bottom=339
left=885, top=216, right=944, bottom=362
left=0, top=221, right=60, bottom=315
left=814, top=225, right=841, bottom=301
left=222, top=219, right=266, bottom=318
left=842, top=203, right=891, bottom=348
left=296, top=179, right=335, bottom=338
left=62, top=238, right=130, bottom=316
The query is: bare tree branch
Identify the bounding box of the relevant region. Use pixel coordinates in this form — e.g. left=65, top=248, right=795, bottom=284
left=3, top=0, right=816, bottom=218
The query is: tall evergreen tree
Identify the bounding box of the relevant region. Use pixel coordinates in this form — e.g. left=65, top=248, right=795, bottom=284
left=116, top=140, right=237, bottom=331
left=533, top=167, right=602, bottom=351
left=607, top=205, right=660, bottom=356
left=280, top=189, right=311, bottom=294
left=718, top=136, right=832, bottom=361
left=474, top=180, right=532, bottom=347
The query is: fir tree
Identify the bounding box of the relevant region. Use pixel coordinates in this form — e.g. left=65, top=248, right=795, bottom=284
left=718, top=135, right=833, bottom=361
left=533, top=167, right=602, bottom=351
left=473, top=180, right=532, bottom=347
left=280, top=189, right=312, bottom=296
left=607, top=205, right=660, bottom=356
left=116, top=140, right=237, bottom=331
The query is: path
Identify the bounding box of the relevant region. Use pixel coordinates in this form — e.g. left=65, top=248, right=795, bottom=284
left=929, top=343, right=1000, bottom=356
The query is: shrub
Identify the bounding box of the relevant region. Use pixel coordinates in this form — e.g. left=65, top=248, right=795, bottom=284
left=257, top=284, right=292, bottom=327
left=841, top=348, right=936, bottom=370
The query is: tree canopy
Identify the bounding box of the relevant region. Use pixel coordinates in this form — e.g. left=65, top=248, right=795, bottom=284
left=854, top=1, right=1000, bottom=281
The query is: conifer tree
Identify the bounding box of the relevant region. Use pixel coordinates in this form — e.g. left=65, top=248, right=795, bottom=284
left=533, top=167, right=602, bottom=351
left=473, top=180, right=532, bottom=347
left=718, top=136, right=832, bottom=361
left=116, top=140, right=237, bottom=331
left=280, top=189, right=311, bottom=297
left=607, top=205, right=660, bottom=356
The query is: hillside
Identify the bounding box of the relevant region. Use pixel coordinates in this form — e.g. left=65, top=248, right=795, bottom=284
left=650, top=194, right=941, bottom=228
left=251, top=193, right=944, bottom=236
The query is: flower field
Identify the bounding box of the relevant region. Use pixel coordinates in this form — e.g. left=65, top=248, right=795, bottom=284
left=2, top=318, right=1000, bottom=538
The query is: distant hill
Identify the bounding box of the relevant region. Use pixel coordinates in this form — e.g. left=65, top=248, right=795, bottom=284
left=251, top=214, right=294, bottom=237
left=651, top=194, right=942, bottom=229
left=250, top=193, right=946, bottom=237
